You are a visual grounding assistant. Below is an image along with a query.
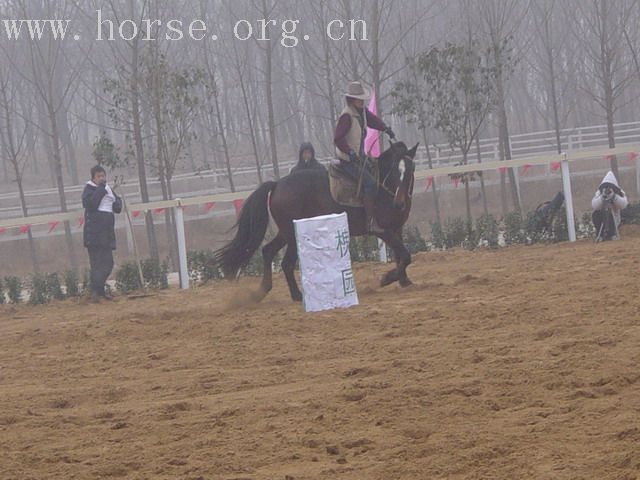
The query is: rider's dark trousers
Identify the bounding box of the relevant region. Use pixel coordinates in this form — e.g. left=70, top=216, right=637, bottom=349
left=339, top=160, right=377, bottom=195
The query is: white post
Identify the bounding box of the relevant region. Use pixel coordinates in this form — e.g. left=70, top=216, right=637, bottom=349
left=124, top=216, right=134, bottom=254
left=636, top=156, right=640, bottom=196
left=560, top=153, right=577, bottom=242
left=377, top=238, right=387, bottom=263
left=174, top=199, right=189, bottom=289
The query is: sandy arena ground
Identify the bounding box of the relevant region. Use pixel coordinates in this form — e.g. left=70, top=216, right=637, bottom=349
left=1, top=232, right=640, bottom=480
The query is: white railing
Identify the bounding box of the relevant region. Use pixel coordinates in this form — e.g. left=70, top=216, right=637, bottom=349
left=2, top=119, right=640, bottom=218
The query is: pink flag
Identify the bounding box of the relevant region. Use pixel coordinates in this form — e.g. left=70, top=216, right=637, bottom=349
left=364, top=89, right=381, bottom=158
left=47, top=221, right=59, bottom=233
left=499, top=166, right=508, bottom=174
left=132, top=210, right=141, bottom=218
left=77, top=216, right=85, bottom=227
left=521, top=164, right=532, bottom=175
left=425, top=176, right=434, bottom=191
left=452, top=177, right=460, bottom=188
left=233, top=199, right=244, bottom=218
left=19, top=224, right=31, bottom=234
left=0, top=227, right=5, bottom=235
left=551, top=161, right=561, bottom=172
left=204, top=201, right=215, bottom=213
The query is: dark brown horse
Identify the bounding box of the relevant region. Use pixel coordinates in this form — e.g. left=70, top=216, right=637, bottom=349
left=214, top=141, right=419, bottom=302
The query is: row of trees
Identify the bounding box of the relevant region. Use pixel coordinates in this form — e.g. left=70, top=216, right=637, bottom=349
left=1, top=0, right=640, bottom=273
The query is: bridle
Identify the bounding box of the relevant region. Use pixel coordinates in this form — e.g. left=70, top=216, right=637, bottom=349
left=380, top=153, right=415, bottom=205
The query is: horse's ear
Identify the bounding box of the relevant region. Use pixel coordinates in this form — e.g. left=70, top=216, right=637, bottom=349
left=407, top=142, right=420, bottom=159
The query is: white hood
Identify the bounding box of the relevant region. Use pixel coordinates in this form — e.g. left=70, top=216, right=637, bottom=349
left=600, top=171, right=620, bottom=188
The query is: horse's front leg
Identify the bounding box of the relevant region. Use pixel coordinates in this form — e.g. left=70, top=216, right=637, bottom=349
left=376, top=230, right=412, bottom=287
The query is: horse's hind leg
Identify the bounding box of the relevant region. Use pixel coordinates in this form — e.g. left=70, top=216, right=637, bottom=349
left=281, top=242, right=303, bottom=302
left=257, top=235, right=287, bottom=300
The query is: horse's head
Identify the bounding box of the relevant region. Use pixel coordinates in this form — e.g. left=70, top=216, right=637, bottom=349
left=379, top=141, right=419, bottom=211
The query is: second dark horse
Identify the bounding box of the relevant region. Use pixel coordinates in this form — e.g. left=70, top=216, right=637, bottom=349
left=214, top=141, right=419, bottom=302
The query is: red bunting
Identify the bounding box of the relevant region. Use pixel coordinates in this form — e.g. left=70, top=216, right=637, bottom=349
left=233, top=199, right=244, bottom=217
left=77, top=216, right=84, bottom=227
left=132, top=210, right=141, bottom=218
left=551, top=161, right=561, bottom=172
left=204, top=201, right=216, bottom=213
left=19, top=224, right=31, bottom=234
left=154, top=207, right=166, bottom=215
left=47, top=221, right=59, bottom=233
left=425, top=176, right=434, bottom=191
left=452, top=177, right=460, bottom=188
left=521, top=164, right=532, bottom=175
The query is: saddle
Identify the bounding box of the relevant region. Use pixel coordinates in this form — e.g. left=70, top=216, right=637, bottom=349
left=328, top=159, right=379, bottom=208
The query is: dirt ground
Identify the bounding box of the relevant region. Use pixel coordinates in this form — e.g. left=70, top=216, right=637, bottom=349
left=1, top=231, right=640, bottom=480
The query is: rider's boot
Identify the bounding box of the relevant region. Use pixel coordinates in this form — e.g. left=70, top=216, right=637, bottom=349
left=363, top=194, right=384, bottom=234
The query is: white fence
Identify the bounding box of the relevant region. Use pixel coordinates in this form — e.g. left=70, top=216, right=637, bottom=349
left=2, top=143, right=638, bottom=290
left=3, top=119, right=640, bottom=218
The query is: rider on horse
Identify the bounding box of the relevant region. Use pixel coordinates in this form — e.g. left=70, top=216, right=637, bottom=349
left=334, top=81, right=395, bottom=233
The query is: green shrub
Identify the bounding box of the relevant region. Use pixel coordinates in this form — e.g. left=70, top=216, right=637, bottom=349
left=476, top=214, right=499, bottom=249
left=621, top=201, right=640, bottom=224
left=115, top=262, right=143, bottom=294
left=141, top=258, right=169, bottom=289
left=579, top=212, right=596, bottom=238
left=29, top=273, right=49, bottom=305
left=403, top=225, right=428, bottom=254
left=46, top=273, right=65, bottom=301
left=64, top=270, right=80, bottom=297
left=4, top=276, right=22, bottom=304
left=187, top=250, right=222, bottom=283
left=503, top=211, right=524, bottom=246
left=430, top=221, right=446, bottom=250
left=444, top=217, right=468, bottom=249
left=81, top=269, right=91, bottom=294
left=349, top=236, right=380, bottom=262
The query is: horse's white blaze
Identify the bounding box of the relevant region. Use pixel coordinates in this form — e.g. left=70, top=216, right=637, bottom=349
left=399, top=159, right=406, bottom=182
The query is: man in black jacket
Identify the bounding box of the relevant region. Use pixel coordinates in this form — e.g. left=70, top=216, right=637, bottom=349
left=289, top=142, right=326, bottom=175
left=82, top=165, right=122, bottom=301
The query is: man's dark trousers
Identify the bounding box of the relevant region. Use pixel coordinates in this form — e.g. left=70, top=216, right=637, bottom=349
left=87, top=246, right=114, bottom=296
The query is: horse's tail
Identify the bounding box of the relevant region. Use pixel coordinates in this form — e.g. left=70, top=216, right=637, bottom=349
left=214, top=181, right=277, bottom=279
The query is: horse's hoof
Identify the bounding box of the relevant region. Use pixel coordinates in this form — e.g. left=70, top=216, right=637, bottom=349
left=380, top=277, right=393, bottom=287
left=399, top=279, right=413, bottom=288
left=291, top=291, right=303, bottom=302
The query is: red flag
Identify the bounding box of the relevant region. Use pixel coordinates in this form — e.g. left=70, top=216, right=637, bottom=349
left=499, top=166, right=508, bottom=173
left=551, top=161, right=561, bottom=172
left=132, top=210, right=141, bottom=218
left=154, top=207, right=166, bottom=215
left=204, top=201, right=215, bottom=213
left=233, top=199, right=244, bottom=217
left=47, top=221, right=59, bottom=233
left=0, top=227, right=5, bottom=235
left=425, top=176, right=434, bottom=191
left=626, top=151, right=638, bottom=165
left=452, top=177, right=460, bottom=188
left=19, top=224, right=31, bottom=234
left=521, top=164, right=532, bottom=175
left=77, top=216, right=85, bottom=227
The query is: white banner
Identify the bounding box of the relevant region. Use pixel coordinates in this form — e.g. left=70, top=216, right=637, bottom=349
left=294, top=212, right=359, bottom=312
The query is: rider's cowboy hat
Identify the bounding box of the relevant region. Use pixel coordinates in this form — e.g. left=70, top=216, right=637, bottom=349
left=344, top=81, right=370, bottom=100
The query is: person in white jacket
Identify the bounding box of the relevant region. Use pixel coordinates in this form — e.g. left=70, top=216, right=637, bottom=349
left=591, top=171, right=628, bottom=241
